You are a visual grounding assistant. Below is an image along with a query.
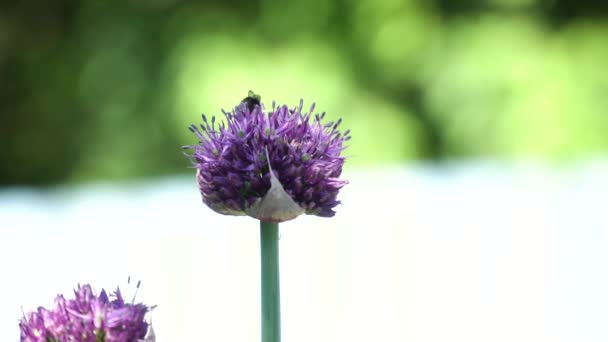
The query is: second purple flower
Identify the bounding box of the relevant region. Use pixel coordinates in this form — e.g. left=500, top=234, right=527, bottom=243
left=19, top=283, right=153, bottom=342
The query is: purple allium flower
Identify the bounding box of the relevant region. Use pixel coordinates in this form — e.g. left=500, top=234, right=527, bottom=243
left=185, top=91, right=350, bottom=223
left=19, top=284, right=153, bottom=342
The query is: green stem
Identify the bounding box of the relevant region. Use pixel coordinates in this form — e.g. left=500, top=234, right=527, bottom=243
left=260, top=221, right=281, bottom=342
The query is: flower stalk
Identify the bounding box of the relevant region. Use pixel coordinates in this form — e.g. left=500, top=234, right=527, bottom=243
left=260, top=221, right=281, bottom=342
left=186, top=91, right=351, bottom=342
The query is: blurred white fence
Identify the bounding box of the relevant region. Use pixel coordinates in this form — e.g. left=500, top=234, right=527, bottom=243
left=1, top=161, right=607, bottom=341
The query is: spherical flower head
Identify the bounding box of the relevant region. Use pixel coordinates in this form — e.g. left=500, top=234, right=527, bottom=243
left=185, top=92, right=350, bottom=223
left=19, top=283, right=154, bottom=342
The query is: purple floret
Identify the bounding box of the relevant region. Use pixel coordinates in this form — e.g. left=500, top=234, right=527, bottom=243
left=185, top=93, right=350, bottom=222
left=19, top=284, right=151, bottom=342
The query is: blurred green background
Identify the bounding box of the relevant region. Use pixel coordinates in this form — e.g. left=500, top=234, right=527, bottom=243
left=1, top=0, right=607, bottom=186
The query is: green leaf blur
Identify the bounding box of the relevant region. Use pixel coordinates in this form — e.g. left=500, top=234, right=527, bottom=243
left=1, top=0, right=607, bottom=185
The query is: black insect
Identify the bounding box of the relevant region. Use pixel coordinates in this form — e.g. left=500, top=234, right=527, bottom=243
left=242, top=90, right=261, bottom=112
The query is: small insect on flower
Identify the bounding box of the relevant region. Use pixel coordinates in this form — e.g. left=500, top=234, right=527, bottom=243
left=242, top=90, right=262, bottom=112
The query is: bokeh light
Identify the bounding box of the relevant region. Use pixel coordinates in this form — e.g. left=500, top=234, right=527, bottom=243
left=2, top=0, right=608, bottom=184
